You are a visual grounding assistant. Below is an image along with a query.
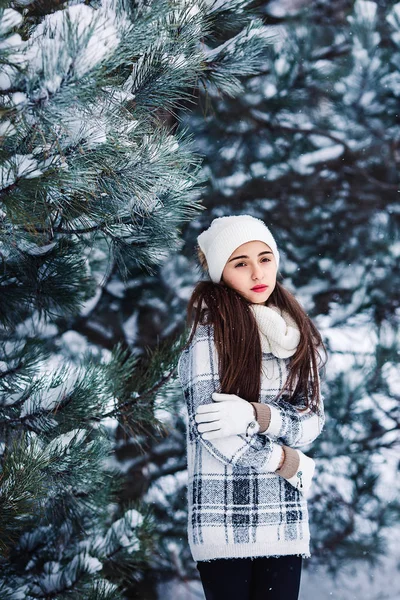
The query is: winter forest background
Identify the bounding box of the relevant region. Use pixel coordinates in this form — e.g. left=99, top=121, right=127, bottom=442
left=1, top=0, right=399, bottom=598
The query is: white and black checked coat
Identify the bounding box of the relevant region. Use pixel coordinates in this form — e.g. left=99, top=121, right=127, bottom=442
left=177, top=322, right=325, bottom=562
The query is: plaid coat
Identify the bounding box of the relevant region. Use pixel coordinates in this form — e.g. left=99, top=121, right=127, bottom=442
left=177, top=322, right=325, bottom=562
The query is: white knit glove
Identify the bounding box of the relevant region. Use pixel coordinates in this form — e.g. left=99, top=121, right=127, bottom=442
left=195, top=392, right=260, bottom=440
left=277, top=447, right=316, bottom=498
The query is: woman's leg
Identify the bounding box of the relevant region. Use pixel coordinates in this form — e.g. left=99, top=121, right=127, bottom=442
left=196, top=557, right=252, bottom=600
left=250, top=555, right=302, bottom=600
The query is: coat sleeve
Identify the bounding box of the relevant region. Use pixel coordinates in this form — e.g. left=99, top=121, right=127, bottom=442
left=177, top=323, right=283, bottom=473
left=259, top=368, right=325, bottom=449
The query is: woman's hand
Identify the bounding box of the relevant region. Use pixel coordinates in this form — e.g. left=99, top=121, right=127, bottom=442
left=277, top=447, right=285, bottom=470
left=195, top=392, right=259, bottom=440
left=276, top=447, right=316, bottom=497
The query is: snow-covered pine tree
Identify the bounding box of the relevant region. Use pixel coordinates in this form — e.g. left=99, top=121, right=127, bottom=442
left=0, top=1, right=202, bottom=597
left=0, top=0, right=278, bottom=597
left=137, top=0, right=400, bottom=584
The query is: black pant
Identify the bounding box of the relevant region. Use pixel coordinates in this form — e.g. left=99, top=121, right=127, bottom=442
left=197, top=555, right=302, bottom=600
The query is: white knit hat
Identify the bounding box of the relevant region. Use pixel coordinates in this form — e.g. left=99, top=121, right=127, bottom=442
left=197, top=215, right=280, bottom=283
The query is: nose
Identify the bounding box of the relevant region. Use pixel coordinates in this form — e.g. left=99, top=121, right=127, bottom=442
left=251, top=262, right=264, bottom=280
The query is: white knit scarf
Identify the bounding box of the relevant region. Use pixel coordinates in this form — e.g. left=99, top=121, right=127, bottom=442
left=250, top=303, right=300, bottom=359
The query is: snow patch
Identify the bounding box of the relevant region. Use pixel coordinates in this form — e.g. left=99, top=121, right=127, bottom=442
left=290, top=145, right=344, bottom=175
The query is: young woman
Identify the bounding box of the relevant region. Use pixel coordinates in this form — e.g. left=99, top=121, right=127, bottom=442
left=177, top=215, right=326, bottom=600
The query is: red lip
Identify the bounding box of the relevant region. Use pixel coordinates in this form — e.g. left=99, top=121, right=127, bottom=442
left=251, top=285, right=268, bottom=292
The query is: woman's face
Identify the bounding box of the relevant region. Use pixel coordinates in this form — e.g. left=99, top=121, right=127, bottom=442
left=221, top=240, right=277, bottom=304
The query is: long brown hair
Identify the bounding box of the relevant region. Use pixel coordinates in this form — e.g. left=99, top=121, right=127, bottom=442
left=185, top=249, right=327, bottom=412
